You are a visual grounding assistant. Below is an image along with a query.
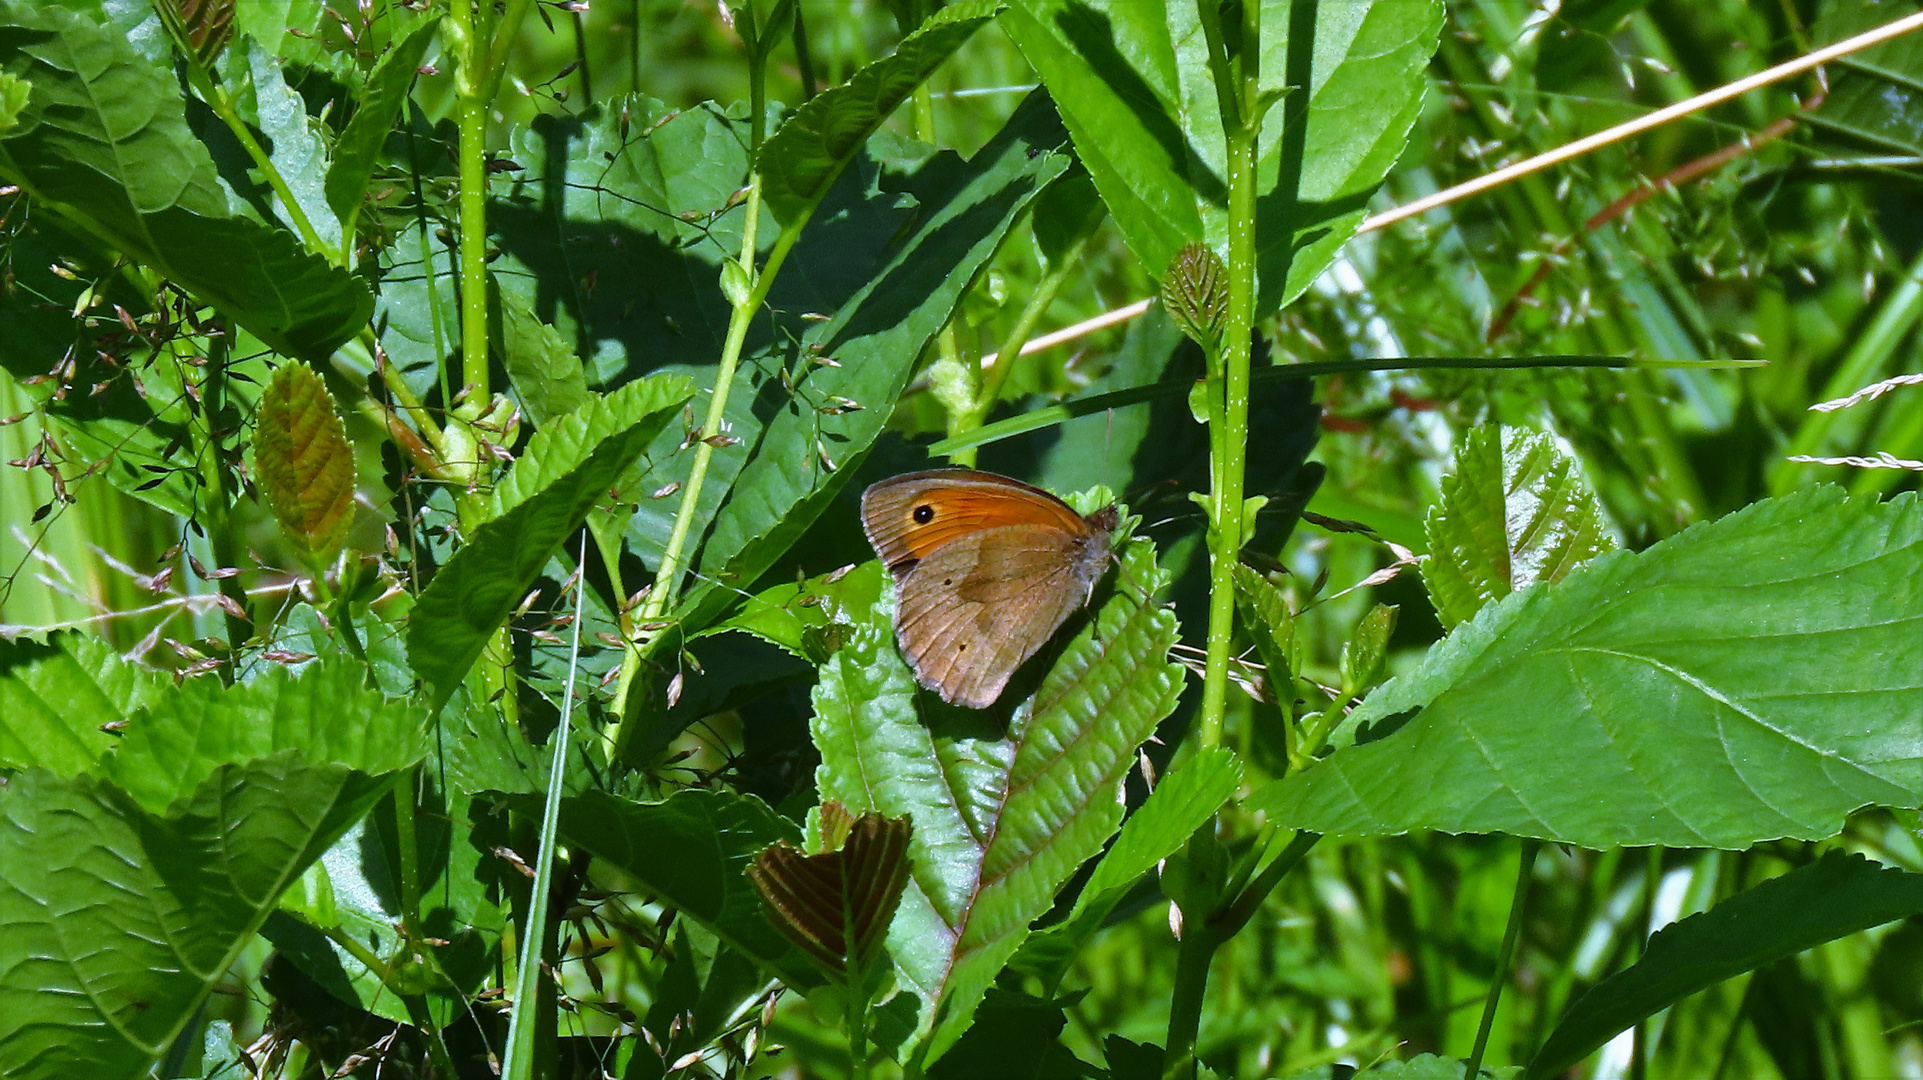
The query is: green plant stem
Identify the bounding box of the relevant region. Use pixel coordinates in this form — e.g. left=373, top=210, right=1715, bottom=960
left=1163, top=829, right=1318, bottom=1079
left=1464, top=840, right=1540, bottom=1079
left=607, top=183, right=801, bottom=756
left=1630, top=845, right=1664, bottom=1080
left=1196, top=28, right=1261, bottom=750
left=451, top=0, right=492, bottom=415
left=182, top=66, right=334, bottom=264
left=319, top=924, right=458, bottom=1080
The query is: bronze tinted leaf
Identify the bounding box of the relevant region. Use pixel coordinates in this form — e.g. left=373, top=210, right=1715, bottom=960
left=254, top=362, right=355, bottom=561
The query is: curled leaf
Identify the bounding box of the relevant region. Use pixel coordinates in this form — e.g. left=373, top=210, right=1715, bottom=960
left=1161, top=242, right=1229, bottom=352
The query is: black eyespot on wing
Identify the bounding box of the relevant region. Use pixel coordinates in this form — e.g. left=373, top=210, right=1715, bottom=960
left=913, top=504, right=935, bottom=524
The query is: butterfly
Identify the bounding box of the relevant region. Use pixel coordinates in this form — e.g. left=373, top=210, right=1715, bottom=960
left=859, top=469, right=1117, bottom=709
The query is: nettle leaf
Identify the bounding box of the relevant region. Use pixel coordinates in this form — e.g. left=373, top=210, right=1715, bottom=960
left=693, top=92, right=1071, bottom=602
left=0, top=1, right=372, bottom=358
left=253, top=361, right=356, bottom=561
left=747, top=806, right=913, bottom=982
left=324, top=14, right=439, bottom=229
left=406, top=371, right=694, bottom=708
left=1421, top=425, right=1615, bottom=630
left=0, top=660, right=424, bottom=1080
left=810, top=524, right=1183, bottom=1063
left=1011, top=746, right=1243, bottom=991
left=554, top=788, right=822, bottom=990
left=0, top=633, right=166, bottom=776
left=1250, top=487, right=1923, bottom=849
left=1001, top=0, right=1443, bottom=312
left=755, top=0, right=1004, bottom=226
left=1530, top=850, right=1923, bottom=1079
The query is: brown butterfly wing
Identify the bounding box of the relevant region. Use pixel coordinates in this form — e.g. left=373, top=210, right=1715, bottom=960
left=892, top=525, right=1106, bottom=709
left=861, top=470, right=1095, bottom=576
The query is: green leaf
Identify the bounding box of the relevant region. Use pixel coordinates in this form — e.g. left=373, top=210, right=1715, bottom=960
left=692, top=91, right=1071, bottom=600
left=703, top=560, right=886, bottom=661
left=263, top=790, right=505, bottom=1026
left=1011, top=746, right=1243, bottom=991
left=406, top=371, right=693, bottom=709
left=0, top=68, right=25, bottom=131
left=1232, top=563, right=1299, bottom=700
left=1000, top=0, right=1443, bottom=313
left=0, top=1, right=373, bottom=359
left=231, top=34, right=340, bottom=254
left=1338, top=603, right=1397, bottom=697
left=1529, top=851, right=1923, bottom=1080
left=755, top=0, right=1003, bottom=226
left=324, top=14, right=439, bottom=228
left=1249, top=487, right=1923, bottom=848
left=554, top=788, right=822, bottom=989
left=1806, top=0, right=1923, bottom=153
left=0, top=661, right=424, bottom=1080
left=810, top=523, right=1184, bottom=1062
left=496, top=281, right=591, bottom=428
left=1421, top=425, right=1616, bottom=630
left=0, top=633, right=165, bottom=776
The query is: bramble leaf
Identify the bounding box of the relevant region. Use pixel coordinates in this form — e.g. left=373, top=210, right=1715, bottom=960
left=811, top=518, right=1183, bottom=1062
left=1251, top=488, right=1923, bottom=848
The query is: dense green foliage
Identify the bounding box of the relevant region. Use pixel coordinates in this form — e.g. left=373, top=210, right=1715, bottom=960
left=2, top=1, right=1923, bottom=1079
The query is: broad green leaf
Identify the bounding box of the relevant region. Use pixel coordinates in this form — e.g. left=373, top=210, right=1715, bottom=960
left=0, top=633, right=164, bottom=776
left=496, top=281, right=590, bottom=427
left=1010, top=746, right=1243, bottom=991
left=253, top=361, right=356, bottom=561
left=405, top=371, right=693, bottom=708
left=1421, top=425, right=1615, bottom=630
left=1529, top=851, right=1923, bottom=1079
left=108, top=658, right=426, bottom=813
left=1000, top=0, right=1442, bottom=313
left=324, top=15, right=440, bottom=228
left=263, top=790, right=505, bottom=1026
left=0, top=661, right=424, bottom=1080
left=755, top=0, right=1003, bottom=226
left=703, top=559, right=886, bottom=661
left=810, top=519, right=1183, bottom=1062
left=693, top=92, right=1071, bottom=596
left=1250, top=487, right=1923, bottom=848
left=0, top=1, right=372, bottom=359
left=554, top=788, right=822, bottom=990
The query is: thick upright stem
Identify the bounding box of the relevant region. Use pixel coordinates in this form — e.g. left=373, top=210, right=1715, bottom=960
left=1197, top=73, right=1261, bottom=748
